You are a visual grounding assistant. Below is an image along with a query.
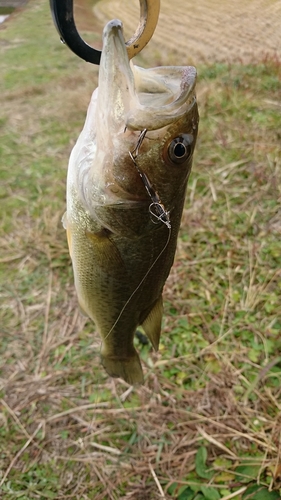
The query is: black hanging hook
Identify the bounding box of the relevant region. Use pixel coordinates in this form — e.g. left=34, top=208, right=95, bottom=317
left=50, top=0, right=101, bottom=65
left=49, top=0, right=160, bottom=65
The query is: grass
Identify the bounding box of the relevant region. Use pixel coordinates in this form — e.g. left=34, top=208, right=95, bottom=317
left=0, top=1, right=281, bottom=499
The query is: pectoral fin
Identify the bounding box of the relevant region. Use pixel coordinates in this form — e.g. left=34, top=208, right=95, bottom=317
left=141, top=295, right=163, bottom=351
left=85, top=229, right=127, bottom=278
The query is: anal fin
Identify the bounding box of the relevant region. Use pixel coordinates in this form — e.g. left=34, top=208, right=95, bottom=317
left=141, top=295, right=163, bottom=351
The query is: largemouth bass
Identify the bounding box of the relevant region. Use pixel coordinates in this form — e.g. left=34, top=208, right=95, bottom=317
left=63, top=19, right=199, bottom=385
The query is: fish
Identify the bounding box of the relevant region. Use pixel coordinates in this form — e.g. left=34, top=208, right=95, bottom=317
left=63, top=19, right=199, bottom=385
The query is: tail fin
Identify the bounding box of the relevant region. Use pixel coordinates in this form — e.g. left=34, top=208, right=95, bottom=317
left=101, top=350, right=144, bottom=385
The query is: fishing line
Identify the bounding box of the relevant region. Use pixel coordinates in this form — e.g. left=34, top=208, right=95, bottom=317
left=94, top=224, right=170, bottom=418
left=102, top=129, right=171, bottom=345
left=93, top=130, right=171, bottom=410
left=102, top=222, right=171, bottom=344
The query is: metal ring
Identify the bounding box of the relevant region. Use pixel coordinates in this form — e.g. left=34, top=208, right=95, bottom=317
left=49, top=0, right=160, bottom=65
left=126, top=0, right=160, bottom=59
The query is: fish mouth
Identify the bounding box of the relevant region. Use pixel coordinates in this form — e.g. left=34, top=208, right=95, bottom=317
left=97, top=20, right=197, bottom=133
left=128, top=64, right=197, bottom=130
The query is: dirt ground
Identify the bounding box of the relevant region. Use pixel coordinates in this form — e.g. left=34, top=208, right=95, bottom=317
left=75, top=0, right=281, bottom=65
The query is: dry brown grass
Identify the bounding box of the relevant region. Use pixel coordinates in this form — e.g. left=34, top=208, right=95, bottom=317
left=94, top=0, right=281, bottom=65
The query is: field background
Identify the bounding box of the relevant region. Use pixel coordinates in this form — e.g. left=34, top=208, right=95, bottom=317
left=0, top=0, right=281, bottom=499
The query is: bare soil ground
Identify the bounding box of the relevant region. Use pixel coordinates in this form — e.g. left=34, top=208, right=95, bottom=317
left=92, top=0, right=281, bottom=64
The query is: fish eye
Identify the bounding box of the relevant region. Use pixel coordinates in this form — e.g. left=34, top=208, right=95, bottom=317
left=166, top=134, right=194, bottom=165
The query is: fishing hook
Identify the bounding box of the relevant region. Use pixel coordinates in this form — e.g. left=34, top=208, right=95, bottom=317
left=129, top=131, right=171, bottom=229
left=49, top=0, right=160, bottom=65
